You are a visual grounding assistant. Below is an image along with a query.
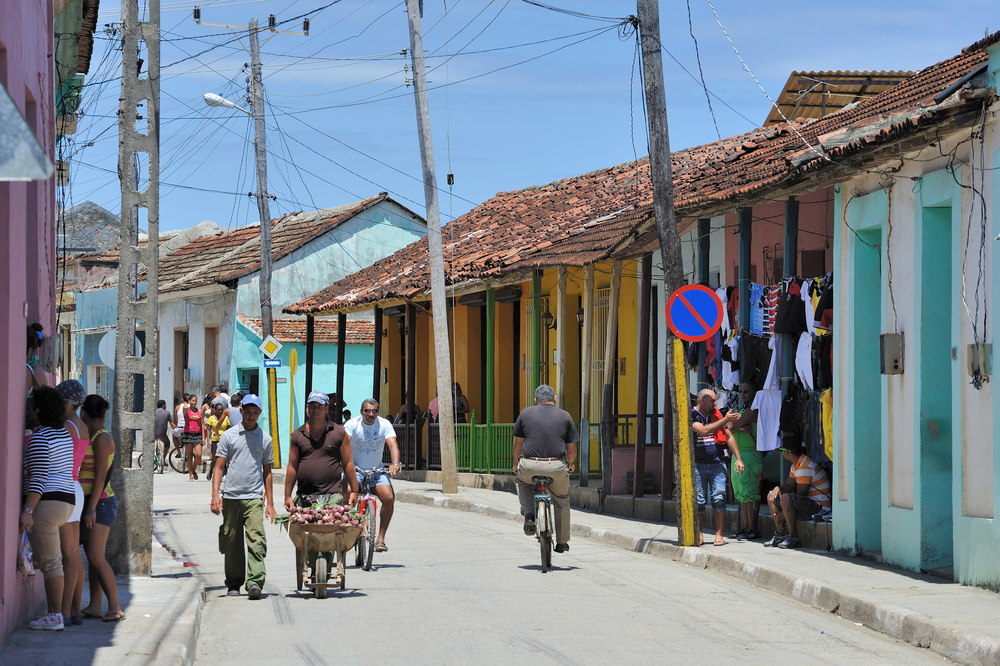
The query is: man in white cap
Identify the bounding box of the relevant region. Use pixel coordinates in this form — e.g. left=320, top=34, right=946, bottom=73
left=210, top=394, right=276, bottom=600
left=284, top=390, right=359, bottom=510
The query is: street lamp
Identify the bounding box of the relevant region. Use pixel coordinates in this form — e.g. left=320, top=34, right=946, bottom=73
left=203, top=92, right=250, bottom=116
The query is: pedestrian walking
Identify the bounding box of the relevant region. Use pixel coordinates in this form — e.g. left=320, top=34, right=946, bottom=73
left=182, top=394, right=203, bottom=481
left=210, top=395, right=277, bottom=599
left=77, top=394, right=125, bottom=622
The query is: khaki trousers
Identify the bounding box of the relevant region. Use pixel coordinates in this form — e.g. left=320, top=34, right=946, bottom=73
left=516, top=458, right=571, bottom=544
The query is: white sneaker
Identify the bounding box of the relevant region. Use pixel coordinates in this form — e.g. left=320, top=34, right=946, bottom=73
left=29, top=613, right=64, bottom=631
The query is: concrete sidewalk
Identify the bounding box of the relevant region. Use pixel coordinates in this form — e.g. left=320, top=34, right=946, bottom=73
left=0, top=511, right=205, bottom=665
left=392, top=477, right=1000, bottom=666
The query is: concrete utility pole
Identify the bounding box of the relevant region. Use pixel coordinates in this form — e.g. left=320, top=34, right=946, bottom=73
left=635, top=0, right=697, bottom=546
left=405, top=0, right=458, bottom=494
left=110, top=0, right=159, bottom=575
left=196, top=11, right=307, bottom=466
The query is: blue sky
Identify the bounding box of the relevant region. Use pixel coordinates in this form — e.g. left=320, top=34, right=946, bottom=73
left=66, top=1, right=996, bottom=233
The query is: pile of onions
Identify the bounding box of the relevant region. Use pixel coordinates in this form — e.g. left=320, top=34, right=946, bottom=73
left=278, top=500, right=361, bottom=527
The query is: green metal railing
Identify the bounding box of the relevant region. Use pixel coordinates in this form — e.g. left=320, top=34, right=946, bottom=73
left=453, top=422, right=515, bottom=473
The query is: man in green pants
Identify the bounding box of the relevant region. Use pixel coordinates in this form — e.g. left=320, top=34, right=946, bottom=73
left=211, top=394, right=276, bottom=599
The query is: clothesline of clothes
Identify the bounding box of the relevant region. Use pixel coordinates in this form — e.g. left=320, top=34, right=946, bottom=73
left=690, top=272, right=835, bottom=462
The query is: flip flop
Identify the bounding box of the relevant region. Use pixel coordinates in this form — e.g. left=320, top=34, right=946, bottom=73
left=103, top=612, right=126, bottom=622
left=713, top=539, right=728, bottom=547
left=374, top=541, right=388, bottom=552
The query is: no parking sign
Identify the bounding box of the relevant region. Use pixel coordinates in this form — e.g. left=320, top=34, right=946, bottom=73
left=665, top=284, right=724, bottom=343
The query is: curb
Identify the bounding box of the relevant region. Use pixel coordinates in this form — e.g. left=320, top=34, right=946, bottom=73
left=151, top=578, right=205, bottom=666
left=396, top=489, right=1000, bottom=666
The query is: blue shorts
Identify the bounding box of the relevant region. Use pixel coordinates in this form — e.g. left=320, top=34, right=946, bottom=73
left=694, top=462, right=727, bottom=512
left=95, top=496, right=119, bottom=527
left=356, top=470, right=392, bottom=491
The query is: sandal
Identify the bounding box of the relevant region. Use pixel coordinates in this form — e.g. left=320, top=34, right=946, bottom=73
left=374, top=541, right=388, bottom=553
left=103, top=612, right=126, bottom=622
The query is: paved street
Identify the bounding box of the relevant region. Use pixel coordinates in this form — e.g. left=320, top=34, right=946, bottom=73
left=153, top=473, right=948, bottom=665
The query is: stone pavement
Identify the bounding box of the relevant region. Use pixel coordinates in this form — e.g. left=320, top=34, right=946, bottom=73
left=4, top=472, right=999, bottom=665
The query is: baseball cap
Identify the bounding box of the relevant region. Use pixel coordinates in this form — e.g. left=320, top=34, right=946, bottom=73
left=307, top=390, right=329, bottom=404
left=241, top=394, right=263, bottom=409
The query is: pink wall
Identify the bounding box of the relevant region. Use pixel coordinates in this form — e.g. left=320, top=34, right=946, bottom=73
left=723, top=189, right=835, bottom=284
left=0, top=0, right=57, bottom=645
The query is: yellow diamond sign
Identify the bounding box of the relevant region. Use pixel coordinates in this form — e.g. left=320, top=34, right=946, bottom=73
left=259, top=335, right=283, bottom=360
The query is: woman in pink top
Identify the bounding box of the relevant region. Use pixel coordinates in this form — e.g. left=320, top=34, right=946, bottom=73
left=55, top=380, right=90, bottom=625
left=182, top=393, right=204, bottom=480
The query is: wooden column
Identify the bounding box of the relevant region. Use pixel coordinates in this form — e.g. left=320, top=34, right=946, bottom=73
left=336, top=312, right=346, bottom=423
left=781, top=198, right=799, bottom=396
left=738, top=207, right=753, bottom=331
left=406, top=302, right=417, bottom=451
left=305, top=315, right=315, bottom=397
left=579, top=265, right=595, bottom=486
left=556, top=267, right=568, bottom=409
left=634, top=255, right=652, bottom=498
left=531, top=270, right=543, bottom=391
left=485, top=287, right=495, bottom=423
left=601, top=260, right=623, bottom=498
left=372, top=306, right=382, bottom=403
left=697, top=217, right=711, bottom=390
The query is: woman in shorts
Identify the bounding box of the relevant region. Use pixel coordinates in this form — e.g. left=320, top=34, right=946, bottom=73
left=78, top=394, right=125, bottom=622
left=181, top=393, right=204, bottom=480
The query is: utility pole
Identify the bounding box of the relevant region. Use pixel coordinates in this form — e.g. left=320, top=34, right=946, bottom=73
left=405, top=0, right=458, bottom=494
left=109, top=0, right=159, bottom=575
left=635, top=0, right=697, bottom=546
left=196, top=11, right=308, bottom=466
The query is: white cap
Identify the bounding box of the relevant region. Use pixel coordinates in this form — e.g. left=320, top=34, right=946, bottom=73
left=241, top=394, right=263, bottom=409
left=306, top=390, right=329, bottom=404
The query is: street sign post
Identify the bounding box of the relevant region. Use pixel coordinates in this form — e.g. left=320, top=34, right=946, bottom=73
left=665, top=284, right=724, bottom=343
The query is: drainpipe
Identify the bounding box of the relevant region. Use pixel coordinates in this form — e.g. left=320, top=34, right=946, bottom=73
left=485, top=287, right=495, bottom=424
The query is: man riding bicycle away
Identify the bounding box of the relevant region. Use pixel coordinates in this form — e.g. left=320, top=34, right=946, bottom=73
left=285, top=391, right=359, bottom=511
left=512, top=385, right=578, bottom=553
left=344, top=399, right=402, bottom=553
left=154, top=399, right=174, bottom=455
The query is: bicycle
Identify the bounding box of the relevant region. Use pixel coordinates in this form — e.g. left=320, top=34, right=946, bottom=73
left=533, top=475, right=555, bottom=573
left=137, top=437, right=168, bottom=474
left=166, top=439, right=187, bottom=474
left=354, top=467, right=388, bottom=572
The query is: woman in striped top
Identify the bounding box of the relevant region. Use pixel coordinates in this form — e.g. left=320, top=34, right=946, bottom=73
left=21, top=387, right=76, bottom=631
left=78, top=394, right=125, bottom=622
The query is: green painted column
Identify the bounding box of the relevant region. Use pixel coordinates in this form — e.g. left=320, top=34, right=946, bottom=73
left=531, top=271, right=542, bottom=393
left=486, top=286, right=496, bottom=424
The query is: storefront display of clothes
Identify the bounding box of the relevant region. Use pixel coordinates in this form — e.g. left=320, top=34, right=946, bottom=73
left=692, top=272, right=834, bottom=459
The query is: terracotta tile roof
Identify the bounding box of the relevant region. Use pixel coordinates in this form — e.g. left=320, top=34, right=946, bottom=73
left=237, top=315, right=375, bottom=345
left=284, top=161, right=653, bottom=314
left=285, top=31, right=998, bottom=315
left=155, top=193, right=415, bottom=293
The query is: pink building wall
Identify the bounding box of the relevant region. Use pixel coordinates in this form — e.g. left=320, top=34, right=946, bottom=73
left=0, top=0, right=57, bottom=645
left=723, top=188, right=835, bottom=284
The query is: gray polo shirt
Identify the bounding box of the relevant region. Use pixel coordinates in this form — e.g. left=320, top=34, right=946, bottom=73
left=216, top=423, right=274, bottom=500
left=513, top=404, right=579, bottom=458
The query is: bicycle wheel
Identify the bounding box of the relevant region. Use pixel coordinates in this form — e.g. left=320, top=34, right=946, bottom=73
left=314, top=558, right=327, bottom=599
left=355, top=532, right=365, bottom=569
left=137, top=452, right=144, bottom=468
left=154, top=441, right=166, bottom=474
left=168, top=446, right=186, bottom=474
left=362, top=503, right=376, bottom=571
left=536, top=498, right=552, bottom=573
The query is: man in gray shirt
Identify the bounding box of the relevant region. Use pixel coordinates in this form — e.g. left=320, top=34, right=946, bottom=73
left=512, top=385, right=578, bottom=553
left=210, top=394, right=276, bottom=599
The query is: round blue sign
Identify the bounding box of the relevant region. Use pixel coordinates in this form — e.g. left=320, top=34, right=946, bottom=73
left=665, top=284, right=724, bottom=343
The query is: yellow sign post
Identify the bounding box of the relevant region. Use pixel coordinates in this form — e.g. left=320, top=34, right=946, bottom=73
left=671, top=337, right=697, bottom=546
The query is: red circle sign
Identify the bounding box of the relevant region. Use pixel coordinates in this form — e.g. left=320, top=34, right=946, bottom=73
left=665, top=284, right=724, bottom=343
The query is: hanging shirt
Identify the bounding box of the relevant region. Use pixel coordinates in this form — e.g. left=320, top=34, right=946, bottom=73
left=751, top=389, right=782, bottom=452
left=820, top=389, right=834, bottom=461
left=795, top=331, right=815, bottom=391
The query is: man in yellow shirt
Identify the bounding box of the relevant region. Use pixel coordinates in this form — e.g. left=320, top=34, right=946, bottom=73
left=205, top=397, right=231, bottom=481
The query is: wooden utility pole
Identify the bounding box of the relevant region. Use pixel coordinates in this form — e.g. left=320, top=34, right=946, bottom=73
left=247, top=19, right=282, bottom=465
left=635, top=0, right=697, bottom=546
left=110, top=0, right=159, bottom=576
left=405, top=0, right=458, bottom=494
left=600, top=260, right=622, bottom=499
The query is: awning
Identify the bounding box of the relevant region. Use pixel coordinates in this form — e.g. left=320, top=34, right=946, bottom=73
left=0, top=81, right=53, bottom=181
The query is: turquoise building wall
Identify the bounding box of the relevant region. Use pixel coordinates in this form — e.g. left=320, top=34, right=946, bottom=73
left=230, top=317, right=375, bottom=464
